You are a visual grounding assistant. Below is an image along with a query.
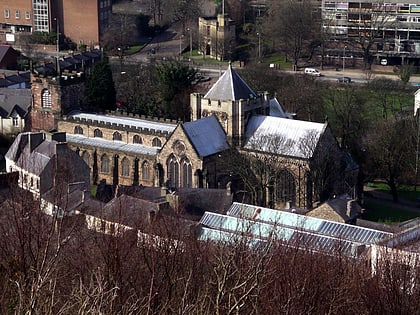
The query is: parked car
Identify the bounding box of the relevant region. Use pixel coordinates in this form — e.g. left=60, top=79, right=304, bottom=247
left=304, top=68, right=321, bottom=76
left=337, top=76, right=352, bottom=83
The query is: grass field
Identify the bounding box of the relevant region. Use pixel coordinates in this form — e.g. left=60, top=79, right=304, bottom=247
left=362, top=198, right=419, bottom=223
left=363, top=182, right=420, bottom=223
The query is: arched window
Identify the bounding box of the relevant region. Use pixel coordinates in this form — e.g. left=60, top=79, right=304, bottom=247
left=181, top=158, right=192, bottom=188
left=121, top=157, right=130, bottom=177
left=152, top=137, right=162, bottom=147
left=82, top=151, right=90, bottom=167
left=133, top=134, right=142, bottom=144
left=41, top=89, right=52, bottom=108
left=94, top=128, right=103, bottom=138
left=167, top=155, right=179, bottom=188
left=113, top=131, right=122, bottom=141
left=276, top=169, right=296, bottom=204
left=142, top=161, right=150, bottom=181
left=74, top=125, right=83, bottom=135
left=101, top=154, right=110, bottom=173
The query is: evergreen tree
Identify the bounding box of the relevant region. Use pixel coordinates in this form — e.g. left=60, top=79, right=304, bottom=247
left=156, top=61, right=196, bottom=121
left=86, top=58, right=116, bottom=112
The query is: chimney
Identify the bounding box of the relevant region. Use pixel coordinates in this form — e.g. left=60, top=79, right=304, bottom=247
left=29, top=132, right=45, bottom=152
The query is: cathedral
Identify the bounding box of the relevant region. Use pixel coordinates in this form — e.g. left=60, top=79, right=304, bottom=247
left=29, top=63, right=357, bottom=209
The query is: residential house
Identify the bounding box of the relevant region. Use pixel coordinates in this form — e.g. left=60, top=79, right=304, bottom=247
left=5, top=131, right=90, bottom=215
left=0, top=45, right=19, bottom=69
left=0, top=88, right=30, bottom=136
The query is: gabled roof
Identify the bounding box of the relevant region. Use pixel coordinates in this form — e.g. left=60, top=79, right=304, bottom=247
left=269, top=98, right=293, bottom=119
left=182, top=115, right=230, bottom=157
left=0, top=45, right=15, bottom=61
left=306, top=194, right=362, bottom=223
left=244, top=115, right=326, bottom=159
left=204, top=63, right=257, bottom=101
left=0, top=88, right=31, bottom=118
left=6, top=132, right=54, bottom=175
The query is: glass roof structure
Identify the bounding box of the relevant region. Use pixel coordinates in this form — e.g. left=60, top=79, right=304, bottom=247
left=198, top=202, right=394, bottom=257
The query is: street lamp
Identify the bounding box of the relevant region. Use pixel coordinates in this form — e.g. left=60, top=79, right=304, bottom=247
left=187, top=28, right=192, bottom=58
left=117, top=47, right=123, bottom=74
left=179, top=34, right=184, bottom=58
left=343, top=45, right=347, bottom=72
left=54, top=17, right=60, bottom=73
left=257, top=32, right=261, bottom=61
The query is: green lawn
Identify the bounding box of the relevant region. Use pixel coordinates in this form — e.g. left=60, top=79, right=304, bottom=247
left=124, top=45, right=144, bottom=55
left=366, top=182, right=420, bottom=201
left=362, top=198, right=419, bottom=223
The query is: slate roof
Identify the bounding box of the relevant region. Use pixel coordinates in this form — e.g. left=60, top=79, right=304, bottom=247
left=244, top=115, right=326, bottom=159
left=204, top=63, right=257, bottom=101
left=269, top=98, right=292, bottom=119
left=6, top=132, right=56, bottom=175
left=66, top=134, right=160, bottom=156
left=0, top=71, right=30, bottom=88
left=306, top=194, right=362, bottom=223
left=67, top=111, right=177, bottom=134
left=0, top=88, right=30, bottom=118
left=182, top=115, right=230, bottom=157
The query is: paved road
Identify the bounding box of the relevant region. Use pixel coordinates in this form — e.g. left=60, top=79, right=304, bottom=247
left=306, top=67, right=420, bottom=86
left=125, top=24, right=183, bottom=63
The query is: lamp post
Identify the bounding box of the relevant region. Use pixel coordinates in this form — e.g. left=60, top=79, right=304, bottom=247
left=117, top=47, right=123, bottom=75
left=342, top=45, right=347, bottom=72
left=257, top=32, right=261, bottom=62
left=179, top=34, right=185, bottom=59
left=187, top=28, right=192, bottom=58
left=54, top=17, right=60, bottom=73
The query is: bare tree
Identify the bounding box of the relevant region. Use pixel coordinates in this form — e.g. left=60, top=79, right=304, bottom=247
left=364, top=114, right=416, bottom=202
left=263, top=0, right=319, bottom=70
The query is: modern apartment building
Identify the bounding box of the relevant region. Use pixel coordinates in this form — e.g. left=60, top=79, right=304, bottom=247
left=0, top=0, right=112, bottom=47
left=322, top=0, right=420, bottom=64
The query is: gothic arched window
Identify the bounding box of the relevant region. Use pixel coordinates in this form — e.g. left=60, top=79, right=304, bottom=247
left=276, top=169, right=296, bottom=204
left=142, top=161, right=150, bottom=181
left=41, top=89, right=52, bottom=108
left=101, top=154, right=110, bottom=173
left=113, top=131, right=122, bottom=141
left=121, top=157, right=130, bottom=177
left=167, top=155, right=179, bottom=188
left=74, top=125, right=83, bottom=135
left=181, top=158, right=192, bottom=188
left=94, top=128, right=103, bottom=138
left=152, top=137, right=162, bottom=147
left=133, top=134, right=142, bottom=144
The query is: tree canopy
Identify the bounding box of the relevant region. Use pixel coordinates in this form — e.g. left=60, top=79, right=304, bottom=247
left=86, top=58, right=116, bottom=112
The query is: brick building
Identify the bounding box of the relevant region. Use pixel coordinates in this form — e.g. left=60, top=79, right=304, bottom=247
left=0, top=0, right=112, bottom=47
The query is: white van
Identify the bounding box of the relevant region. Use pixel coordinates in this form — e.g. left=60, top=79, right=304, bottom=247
left=304, top=68, right=321, bottom=76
